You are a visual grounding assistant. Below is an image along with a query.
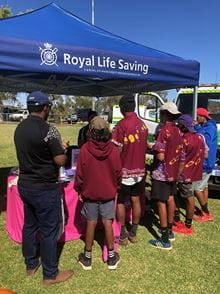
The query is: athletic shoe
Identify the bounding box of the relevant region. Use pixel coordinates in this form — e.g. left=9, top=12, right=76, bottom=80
left=149, top=238, right=172, bottom=250
left=107, top=252, right=120, bottom=270
left=78, top=253, right=92, bottom=270
left=168, top=231, right=175, bottom=241
left=173, top=220, right=185, bottom=228
left=158, top=229, right=175, bottom=241
left=119, top=237, right=128, bottom=246
left=128, top=234, right=138, bottom=243
left=193, top=211, right=214, bottom=222
left=173, top=224, right=193, bottom=235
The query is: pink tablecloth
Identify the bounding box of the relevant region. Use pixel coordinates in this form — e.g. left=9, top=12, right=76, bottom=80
left=6, top=176, right=121, bottom=261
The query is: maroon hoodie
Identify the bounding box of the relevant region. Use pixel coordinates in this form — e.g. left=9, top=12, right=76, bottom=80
left=74, top=139, right=122, bottom=201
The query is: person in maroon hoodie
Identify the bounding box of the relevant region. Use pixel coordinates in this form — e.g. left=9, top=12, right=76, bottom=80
left=112, top=95, right=148, bottom=245
left=74, top=116, right=122, bottom=270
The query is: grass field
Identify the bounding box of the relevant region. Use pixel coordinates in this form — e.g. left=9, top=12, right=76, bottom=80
left=0, top=123, right=220, bottom=294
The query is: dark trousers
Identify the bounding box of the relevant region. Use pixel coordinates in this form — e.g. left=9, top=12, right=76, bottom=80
left=18, top=186, right=62, bottom=279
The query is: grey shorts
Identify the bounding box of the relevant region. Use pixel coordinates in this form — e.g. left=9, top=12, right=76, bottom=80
left=193, top=172, right=211, bottom=192
left=178, top=182, right=193, bottom=198
left=81, top=199, right=115, bottom=220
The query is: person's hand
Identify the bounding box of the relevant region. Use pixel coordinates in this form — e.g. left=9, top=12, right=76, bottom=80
left=78, top=194, right=83, bottom=202
left=62, top=140, right=70, bottom=149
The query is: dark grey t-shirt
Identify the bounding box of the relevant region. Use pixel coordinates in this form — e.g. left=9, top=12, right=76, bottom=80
left=14, top=115, right=65, bottom=189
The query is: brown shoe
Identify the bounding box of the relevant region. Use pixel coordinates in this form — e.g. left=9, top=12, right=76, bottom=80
left=119, top=237, right=128, bottom=246
left=26, top=263, right=41, bottom=277
left=128, top=234, right=138, bottom=243
left=43, top=270, right=74, bottom=286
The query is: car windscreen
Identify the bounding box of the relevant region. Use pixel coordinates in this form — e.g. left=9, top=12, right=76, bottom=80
left=177, top=93, right=220, bottom=123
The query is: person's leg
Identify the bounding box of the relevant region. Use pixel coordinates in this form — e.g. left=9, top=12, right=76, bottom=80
left=167, top=195, right=175, bottom=232
left=37, top=188, right=62, bottom=280
left=117, top=184, right=130, bottom=244
left=102, top=219, right=114, bottom=252
left=157, top=200, right=169, bottom=242
left=18, top=187, right=40, bottom=272
left=129, top=195, right=141, bottom=240
left=84, top=220, right=97, bottom=251
left=185, top=196, right=194, bottom=228
left=79, top=201, right=98, bottom=270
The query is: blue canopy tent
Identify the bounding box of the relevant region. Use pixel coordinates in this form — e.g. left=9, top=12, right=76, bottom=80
left=0, top=3, right=200, bottom=96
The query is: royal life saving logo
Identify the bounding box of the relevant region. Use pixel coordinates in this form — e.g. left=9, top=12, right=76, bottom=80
left=39, top=43, right=149, bottom=76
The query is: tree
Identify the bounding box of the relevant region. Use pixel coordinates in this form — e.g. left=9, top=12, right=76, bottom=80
left=0, top=5, right=12, bottom=18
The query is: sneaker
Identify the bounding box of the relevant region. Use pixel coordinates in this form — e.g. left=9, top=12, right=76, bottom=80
left=158, top=229, right=175, bottom=241
left=119, top=237, right=128, bottom=246
left=78, top=253, right=92, bottom=270
left=43, top=270, right=74, bottom=286
left=173, top=220, right=185, bottom=228
left=168, top=231, right=175, bottom=241
left=128, top=234, right=138, bottom=243
left=149, top=238, right=172, bottom=250
left=173, top=224, right=193, bottom=235
left=193, top=211, right=214, bottom=222
left=107, top=252, right=120, bottom=270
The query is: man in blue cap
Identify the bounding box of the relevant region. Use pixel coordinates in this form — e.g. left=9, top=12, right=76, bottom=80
left=14, top=91, right=73, bottom=285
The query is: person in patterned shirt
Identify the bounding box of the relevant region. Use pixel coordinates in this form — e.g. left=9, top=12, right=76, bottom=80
left=149, top=102, right=182, bottom=250
left=112, top=95, right=148, bottom=245
left=14, top=91, right=73, bottom=285
left=173, top=114, right=206, bottom=234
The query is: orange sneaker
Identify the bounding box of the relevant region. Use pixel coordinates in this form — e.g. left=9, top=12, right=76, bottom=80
left=173, top=224, right=193, bottom=235
left=193, top=211, right=214, bottom=222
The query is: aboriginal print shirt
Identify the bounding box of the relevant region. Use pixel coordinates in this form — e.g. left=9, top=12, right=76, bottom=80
left=112, top=112, right=148, bottom=178
left=152, top=121, right=183, bottom=182
left=179, top=132, right=206, bottom=182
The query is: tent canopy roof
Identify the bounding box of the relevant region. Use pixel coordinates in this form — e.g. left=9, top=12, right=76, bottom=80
left=0, top=3, right=200, bottom=96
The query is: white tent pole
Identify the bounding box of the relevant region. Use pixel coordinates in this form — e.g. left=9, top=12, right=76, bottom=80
left=193, top=86, right=198, bottom=119
left=92, top=0, right=95, bottom=110
left=92, top=0, right=95, bottom=25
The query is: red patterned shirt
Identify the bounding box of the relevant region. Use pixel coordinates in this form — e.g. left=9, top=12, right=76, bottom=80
left=152, top=121, right=183, bottom=182
left=179, top=132, right=205, bottom=182
left=112, top=112, right=148, bottom=178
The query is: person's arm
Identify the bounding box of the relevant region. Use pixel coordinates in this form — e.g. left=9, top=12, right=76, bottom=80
left=74, top=151, right=84, bottom=195
left=111, top=123, right=124, bottom=152
left=46, top=125, right=67, bottom=166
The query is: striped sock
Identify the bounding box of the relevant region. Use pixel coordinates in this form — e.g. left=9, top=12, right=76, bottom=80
left=108, top=250, right=115, bottom=259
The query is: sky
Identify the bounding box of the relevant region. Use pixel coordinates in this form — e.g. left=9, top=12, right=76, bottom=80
left=1, top=0, right=220, bottom=103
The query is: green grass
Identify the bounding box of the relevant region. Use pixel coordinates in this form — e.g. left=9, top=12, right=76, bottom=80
left=0, top=123, right=83, bottom=168
left=0, top=123, right=220, bottom=293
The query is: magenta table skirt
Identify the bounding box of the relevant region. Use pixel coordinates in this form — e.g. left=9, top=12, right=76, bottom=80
left=6, top=176, right=121, bottom=261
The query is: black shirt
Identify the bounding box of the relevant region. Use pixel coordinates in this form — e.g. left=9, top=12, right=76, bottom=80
left=14, top=115, right=65, bottom=189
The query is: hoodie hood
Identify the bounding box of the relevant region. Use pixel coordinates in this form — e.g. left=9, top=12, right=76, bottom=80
left=87, top=139, right=114, bottom=160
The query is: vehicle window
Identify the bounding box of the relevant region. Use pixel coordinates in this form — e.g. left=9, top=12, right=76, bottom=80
left=177, top=92, right=220, bottom=123
left=138, top=94, right=162, bottom=122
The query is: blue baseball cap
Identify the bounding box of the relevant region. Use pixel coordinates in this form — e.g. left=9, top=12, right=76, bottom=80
left=27, top=91, right=52, bottom=106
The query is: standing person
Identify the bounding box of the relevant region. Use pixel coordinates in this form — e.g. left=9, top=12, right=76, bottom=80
left=14, top=91, right=73, bottom=285
left=77, top=110, right=97, bottom=148
left=112, top=95, right=148, bottom=245
left=193, top=108, right=217, bottom=221
left=74, top=117, right=122, bottom=270
left=173, top=114, right=206, bottom=234
left=149, top=102, right=182, bottom=250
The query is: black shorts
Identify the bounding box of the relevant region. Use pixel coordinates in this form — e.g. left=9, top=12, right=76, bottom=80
left=177, top=182, right=193, bottom=198
left=151, top=179, right=177, bottom=202
left=117, top=179, right=145, bottom=204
